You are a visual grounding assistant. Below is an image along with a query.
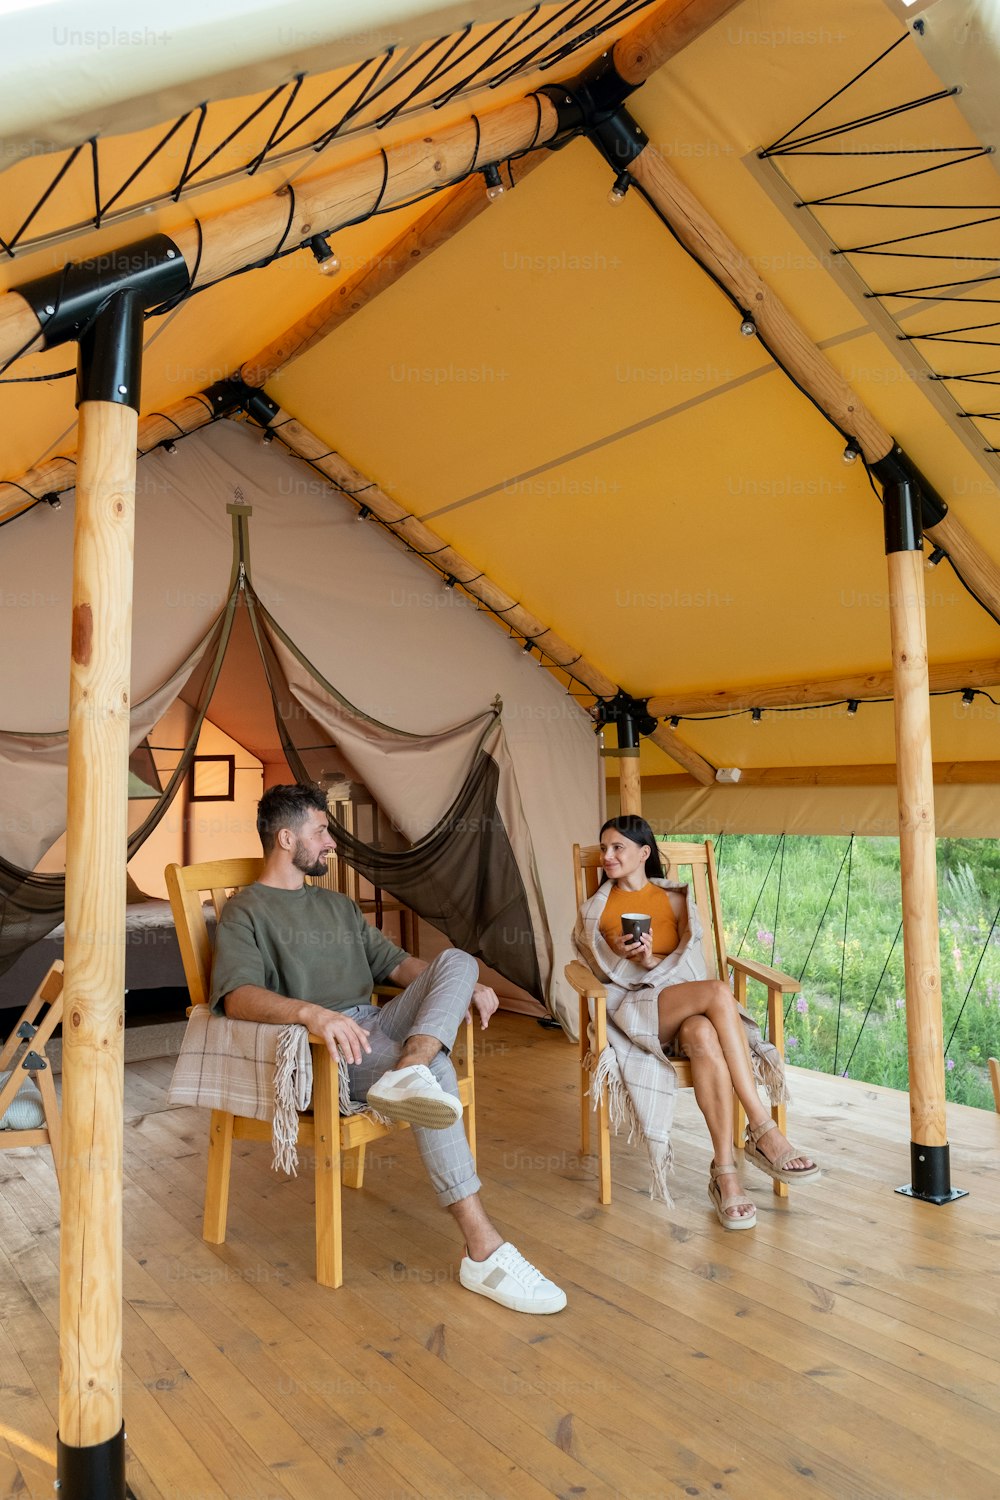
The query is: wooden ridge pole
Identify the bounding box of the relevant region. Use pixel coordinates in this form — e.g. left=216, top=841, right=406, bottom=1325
left=648, top=654, right=1000, bottom=717
left=882, top=477, right=965, bottom=1205
left=0, top=96, right=564, bottom=369
left=0, top=164, right=533, bottom=525
left=1, top=0, right=739, bottom=519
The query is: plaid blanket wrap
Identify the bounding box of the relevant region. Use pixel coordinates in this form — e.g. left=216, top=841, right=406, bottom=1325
left=574, top=878, right=788, bottom=1204
left=167, top=1008, right=389, bottom=1175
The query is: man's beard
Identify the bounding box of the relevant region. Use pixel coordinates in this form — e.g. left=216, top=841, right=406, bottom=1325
left=292, top=843, right=329, bottom=878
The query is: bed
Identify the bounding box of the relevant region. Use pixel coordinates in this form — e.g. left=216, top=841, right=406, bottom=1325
left=0, top=888, right=212, bottom=1012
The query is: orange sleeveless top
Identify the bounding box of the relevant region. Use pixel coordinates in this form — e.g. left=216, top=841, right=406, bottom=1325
left=599, top=882, right=679, bottom=957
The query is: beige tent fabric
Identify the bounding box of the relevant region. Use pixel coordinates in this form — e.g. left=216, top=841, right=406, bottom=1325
left=261, top=622, right=555, bottom=1003
left=637, top=780, right=1000, bottom=841
left=167, top=421, right=599, bottom=1029
left=0, top=625, right=221, bottom=871
left=0, top=422, right=600, bottom=1026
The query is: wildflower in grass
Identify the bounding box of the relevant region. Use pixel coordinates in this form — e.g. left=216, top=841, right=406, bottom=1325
left=756, top=928, right=774, bottom=945
left=952, top=945, right=963, bottom=974
left=796, top=995, right=808, bottom=1014
left=895, top=998, right=905, bottom=1010
left=786, top=1035, right=799, bottom=1049
left=946, top=1058, right=955, bottom=1071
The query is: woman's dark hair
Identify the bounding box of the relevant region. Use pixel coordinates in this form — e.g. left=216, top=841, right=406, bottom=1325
left=599, top=815, right=666, bottom=881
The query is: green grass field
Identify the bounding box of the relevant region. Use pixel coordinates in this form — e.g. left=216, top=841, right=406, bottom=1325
left=693, top=834, right=1000, bottom=1112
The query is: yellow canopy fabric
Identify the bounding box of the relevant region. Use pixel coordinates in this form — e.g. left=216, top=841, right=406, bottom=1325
left=1, top=0, right=999, bottom=829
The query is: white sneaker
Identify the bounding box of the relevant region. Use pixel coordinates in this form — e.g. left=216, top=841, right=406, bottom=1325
left=460, top=1242, right=567, bottom=1315
left=366, top=1063, right=463, bottom=1130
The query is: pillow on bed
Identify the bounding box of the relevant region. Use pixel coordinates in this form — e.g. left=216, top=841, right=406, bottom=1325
left=0, top=1073, right=45, bottom=1130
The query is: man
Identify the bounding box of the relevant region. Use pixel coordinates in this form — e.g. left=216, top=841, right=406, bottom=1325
left=211, top=783, right=566, bottom=1316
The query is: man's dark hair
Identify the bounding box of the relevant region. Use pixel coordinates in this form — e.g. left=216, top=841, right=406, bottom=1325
left=257, top=783, right=329, bottom=853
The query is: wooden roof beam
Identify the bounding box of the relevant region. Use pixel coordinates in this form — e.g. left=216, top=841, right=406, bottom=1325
left=642, top=761, right=1000, bottom=789
left=648, top=656, right=1000, bottom=716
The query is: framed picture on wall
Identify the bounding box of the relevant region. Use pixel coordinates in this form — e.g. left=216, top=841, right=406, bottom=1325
left=188, top=754, right=236, bottom=802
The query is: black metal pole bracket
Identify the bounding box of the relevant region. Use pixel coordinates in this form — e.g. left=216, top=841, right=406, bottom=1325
left=595, top=688, right=658, bottom=751
left=537, top=53, right=647, bottom=168
left=870, top=442, right=949, bottom=535
left=56, top=1422, right=137, bottom=1500
left=895, top=1142, right=967, bottom=1205
left=201, top=377, right=279, bottom=429
left=17, top=235, right=188, bottom=352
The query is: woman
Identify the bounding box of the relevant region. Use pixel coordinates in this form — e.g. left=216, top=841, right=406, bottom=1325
left=574, top=815, right=819, bottom=1229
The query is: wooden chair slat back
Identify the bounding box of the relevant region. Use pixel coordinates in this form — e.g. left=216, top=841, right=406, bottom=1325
left=573, top=838, right=725, bottom=980
left=165, top=858, right=263, bottom=1010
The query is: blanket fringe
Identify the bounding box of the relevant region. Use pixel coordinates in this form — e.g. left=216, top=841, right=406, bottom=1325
left=337, top=1059, right=394, bottom=1128
left=753, top=1044, right=792, bottom=1107
left=586, top=1047, right=675, bottom=1206
left=272, top=1025, right=307, bottom=1176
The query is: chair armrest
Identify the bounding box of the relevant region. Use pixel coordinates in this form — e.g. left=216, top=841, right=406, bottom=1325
left=372, top=985, right=401, bottom=1003
left=564, top=960, right=607, bottom=1002
left=727, top=955, right=800, bottom=994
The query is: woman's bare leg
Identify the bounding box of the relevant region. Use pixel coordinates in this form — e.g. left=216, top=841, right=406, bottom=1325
left=659, top=979, right=814, bottom=1172
left=676, top=1015, right=753, bottom=1221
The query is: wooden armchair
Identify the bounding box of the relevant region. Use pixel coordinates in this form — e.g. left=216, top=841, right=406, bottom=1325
left=565, top=839, right=798, bottom=1206
left=165, top=858, right=476, bottom=1288
left=0, top=960, right=63, bottom=1183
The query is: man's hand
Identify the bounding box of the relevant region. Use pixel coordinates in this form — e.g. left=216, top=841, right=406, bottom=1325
left=305, top=1004, right=373, bottom=1065
left=467, top=982, right=500, bottom=1030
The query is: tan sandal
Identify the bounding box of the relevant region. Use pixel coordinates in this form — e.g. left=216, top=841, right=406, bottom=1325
left=707, top=1162, right=756, bottom=1231
left=744, top=1118, right=821, bottom=1184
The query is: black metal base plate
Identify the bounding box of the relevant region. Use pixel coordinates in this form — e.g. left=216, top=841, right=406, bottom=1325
left=895, top=1183, right=969, bottom=1205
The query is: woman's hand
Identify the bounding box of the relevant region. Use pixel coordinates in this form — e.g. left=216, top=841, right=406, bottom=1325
left=608, top=930, right=659, bottom=970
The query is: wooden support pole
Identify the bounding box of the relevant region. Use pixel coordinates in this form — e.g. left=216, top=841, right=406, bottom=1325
left=883, top=485, right=964, bottom=1204
left=890, top=551, right=947, bottom=1146
left=618, top=749, right=643, bottom=816
left=58, top=398, right=135, bottom=1481
left=57, top=288, right=147, bottom=1496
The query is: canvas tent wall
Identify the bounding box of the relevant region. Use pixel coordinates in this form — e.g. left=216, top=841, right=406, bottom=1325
left=0, top=419, right=601, bottom=1032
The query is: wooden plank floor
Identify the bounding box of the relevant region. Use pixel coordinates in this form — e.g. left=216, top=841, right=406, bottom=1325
left=2, top=1012, right=999, bottom=1500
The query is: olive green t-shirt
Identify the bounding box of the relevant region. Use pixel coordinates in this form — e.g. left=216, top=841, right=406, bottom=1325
left=210, top=882, right=408, bottom=1015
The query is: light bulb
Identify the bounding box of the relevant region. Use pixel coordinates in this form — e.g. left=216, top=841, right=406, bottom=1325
left=739, top=316, right=757, bottom=338
left=308, top=234, right=339, bottom=275
left=483, top=164, right=505, bottom=202
left=608, top=171, right=630, bottom=206
left=842, top=441, right=860, bottom=464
